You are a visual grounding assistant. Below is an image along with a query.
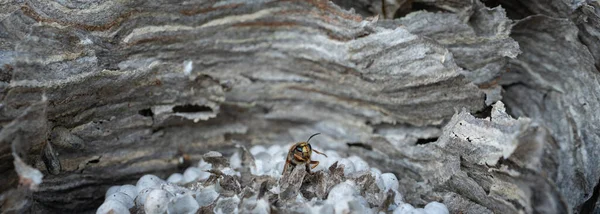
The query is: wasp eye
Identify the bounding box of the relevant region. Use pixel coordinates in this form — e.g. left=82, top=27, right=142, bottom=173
left=296, top=147, right=303, bottom=152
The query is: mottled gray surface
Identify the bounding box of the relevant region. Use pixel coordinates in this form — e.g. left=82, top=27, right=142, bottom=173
left=356, top=102, right=567, bottom=214
left=334, top=0, right=600, bottom=213
left=0, top=0, right=598, bottom=213
left=500, top=0, right=600, bottom=212
left=502, top=14, right=600, bottom=212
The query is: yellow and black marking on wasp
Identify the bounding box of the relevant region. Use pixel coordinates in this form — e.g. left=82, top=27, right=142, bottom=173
left=283, top=133, right=328, bottom=175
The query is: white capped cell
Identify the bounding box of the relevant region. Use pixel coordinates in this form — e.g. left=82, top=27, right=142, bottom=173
left=182, top=167, right=200, bottom=183
left=381, top=173, right=399, bottom=191
left=327, top=181, right=357, bottom=202
left=135, top=188, right=153, bottom=206
left=229, top=151, right=242, bottom=169
left=254, top=152, right=273, bottom=172
left=320, top=204, right=335, bottom=214
left=182, top=167, right=210, bottom=183
left=251, top=198, right=270, bottom=214
left=106, top=192, right=134, bottom=209
left=332, top=200, right=350, bottom=214
left=255, top=159, right=265, bottom=175
left=347, top=198, right=369, bottom=214
left=145, top=189, right=173, bottom=214
left=198, top=170, right=211, bottom=181
left=267, top=145, right=282, bottom=156
left=354, top=195, right=370, bottom=208
left=387, top=189, right=404, bottom=211
left=198, top=159, right=213, bottom=170
left=196, top=186, right=219, bottom=207
left=118, top=184, right=137, bottom=199
left=167, top=194, right=200, bottom=214
left=370, top=170, right=385, bottom=191
left=324, top=150, right=341, bottom=159
left=393, top=190, right=404, bottom=206
left=97, top=199, right=130, bottom=214
left=254, top=152, right=272, bottom=162
left=250, top=145, right=266, bottom=156
left=167, top=173, right=184, bottom=184
left=273, top=148, right=287, bottom=160
left=326, top=181, right=364, bottom=214
left=136, top=174, right=165, bottom=193
left=393, top=203, right=416, bottom=214
left=274, top=161, right=285, bottom=174
left=347, top=156, right=369, bottom=172
left=337, top=159, right=356, bottom=176
left=370, top=167, right=383, bottom=175
left=424, top=202, right=449, bottom=214
left=105, top=186, right=120, bottom=198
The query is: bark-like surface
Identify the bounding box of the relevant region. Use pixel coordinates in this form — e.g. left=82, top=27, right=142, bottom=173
left=0, top=0, right=598, bottom=213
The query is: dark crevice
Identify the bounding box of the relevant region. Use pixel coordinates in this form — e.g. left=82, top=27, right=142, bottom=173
left=392, top=0, right=413, bottom=18
left=481, top=0, right=501, bottom=8
left=579, top=178, right=600, bottom=214
left=172, top=104, right=212, bottom=113
left=346, top=142, right=373, bottom=150
left=473, top=105, right=493, bottom=119
left=415, top=137, right=438, bottom=145
left=411, top=2, right=446, bottom=13
left=500, top=83, right=534, bottom=119
left=151, top=127, right=163, bottom=134
left=506, top=198, right=526, bottom=211
left=503, top=100, right=518, bottom=119
left=138, top=108, right=154, bottom=117
left=480, top=0, right=535, bottom=20
left=0, top=64, right=14, bottom=83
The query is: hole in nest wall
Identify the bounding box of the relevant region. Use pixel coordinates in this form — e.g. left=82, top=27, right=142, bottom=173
left=172, top=104, right=213, bottom=113
left=138, top=108, right=154, bottom=117
left=473, top=105, right=493, bottom=119
left=347, top=142, right=373, bottom=150
left=415, top=137, right=438, bottom=145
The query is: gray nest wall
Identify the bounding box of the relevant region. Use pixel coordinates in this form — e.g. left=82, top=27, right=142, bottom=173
left=0, top=0, right=599, bottom=213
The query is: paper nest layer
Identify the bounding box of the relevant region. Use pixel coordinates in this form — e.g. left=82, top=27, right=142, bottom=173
left=97, top=146, right=449, bottom=214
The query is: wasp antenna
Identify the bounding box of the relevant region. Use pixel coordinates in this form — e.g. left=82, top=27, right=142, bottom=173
left=306, top=133, right=321, bottom=143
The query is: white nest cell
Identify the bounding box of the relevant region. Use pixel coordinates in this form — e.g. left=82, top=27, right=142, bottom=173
left=196, top=186, right=219, bottom=207
left=96, top=199, right=130, bottom=214
left=97, top=146, right=450, bottom=214
left=167, top=194, right=200, bottom=214
left=144, top=189, right=172, bottom=214
left=136, top=174, right=165, bottom=193
left=381, top=173, right=400, bottom=192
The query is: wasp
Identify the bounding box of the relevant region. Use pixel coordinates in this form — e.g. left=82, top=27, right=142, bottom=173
left=282, top=133, right=328, bottom=175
